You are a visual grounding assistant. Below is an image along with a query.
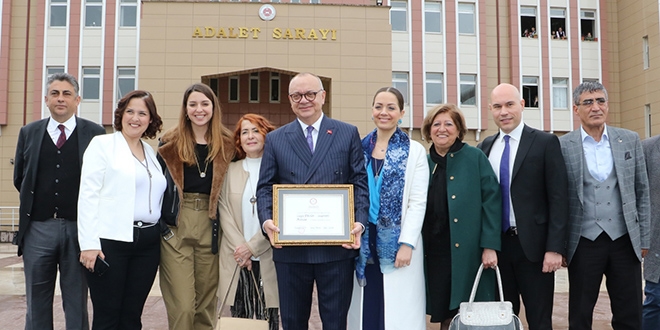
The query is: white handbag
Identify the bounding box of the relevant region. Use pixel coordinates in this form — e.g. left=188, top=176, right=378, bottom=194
left=216, top=265, right=269, bottom=330
left=449, top=264, right=524, bottom=329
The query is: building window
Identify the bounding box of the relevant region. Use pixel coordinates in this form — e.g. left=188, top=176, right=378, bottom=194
left=392, top=72, right=409, bottom=105
left=209, top=79, right=219, bottom=97
left=117, top=67, right=136, bottom=99
left=229, top=76, right=239, bottom=102
left=552, top=78, right=568, bottom=109
left=391, top=1, right=407, bottom=32
left=250, top=0, right=260, bottom=2
left=458, top=3, right=475, bottom=35
left=50, top=0, right=67, bottom=27
left=270, top=72, right=280, bottom=102
left=290, top=0, right=301, bottom=3
left=645, top=104, right=652, bottom=138
left=426, top=73, right=444, bottom=104
left=550, top=8, right=567, bottom=39
left=249, top=73, right=259, bottom=102
left=47, top=66, right=65, bottom=77
left=522, top=76, right=538, bottom=108
left=643, top=36, right=650, bottom=70
left=310, top=0, right=321, bottom=3
left=120, top=0, right=138, bottom=27
left=520, top=6, right=537, bottom=38
left=85, top=0, right=103, bottom=27
left=82, top=67, right=101, bottom=100
left=581, top=10, right=596, bottom=40
left=46, top=67, right=66, bottom=91
left=271, top=0, right=281, bottom=2
left=459, top=74, right=476, bottom=106
left=425, top=1, right=442, bottom=34
left=582, top=78, right=599, bottom=83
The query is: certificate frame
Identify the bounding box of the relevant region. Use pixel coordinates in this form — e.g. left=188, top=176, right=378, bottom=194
left=273, top=184, right=355, bottom=246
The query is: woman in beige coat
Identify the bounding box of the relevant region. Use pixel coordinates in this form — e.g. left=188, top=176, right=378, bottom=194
left=218, top=113, right=279, bottom=329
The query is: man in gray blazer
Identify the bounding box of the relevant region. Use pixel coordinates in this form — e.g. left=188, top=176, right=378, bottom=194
left=559, top=81, right=650, bottom=330
left=642, top=134, right=660, bottom=330
left=13, top=72, right=105, bottom=329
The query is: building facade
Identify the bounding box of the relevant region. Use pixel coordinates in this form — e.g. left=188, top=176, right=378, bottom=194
left=0, top=0, right=658, bottom=207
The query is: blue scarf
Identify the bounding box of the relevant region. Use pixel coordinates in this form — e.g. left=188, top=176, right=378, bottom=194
left=356, top=128, right=409, bottom=287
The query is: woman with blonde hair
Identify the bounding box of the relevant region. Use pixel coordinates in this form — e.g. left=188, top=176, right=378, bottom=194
left=218, top=113, right=279, bottom=330
left=158, top=83, right=234, bottom=330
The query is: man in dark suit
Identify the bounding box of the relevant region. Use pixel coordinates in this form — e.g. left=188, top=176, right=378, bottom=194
left=478, top=83, right=568, bottom=330
left=559, top=81, right=650, bottom=330
left=13, top=72, right=105, bottom=330
left=257, top=72, right=369, bottom=330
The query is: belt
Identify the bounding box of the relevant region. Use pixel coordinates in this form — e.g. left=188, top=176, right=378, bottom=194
left=182, top=193, right=210, bottom=211
left=504, top=226, right=518, bottom=236
left=134, top=221, right=158, bottom=228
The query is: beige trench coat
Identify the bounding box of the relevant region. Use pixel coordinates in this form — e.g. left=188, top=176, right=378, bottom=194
left=217, top=160, right=279, bottom=308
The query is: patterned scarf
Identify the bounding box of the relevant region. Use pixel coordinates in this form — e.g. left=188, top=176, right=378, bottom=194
left=356, top=128, right=409, bottom=287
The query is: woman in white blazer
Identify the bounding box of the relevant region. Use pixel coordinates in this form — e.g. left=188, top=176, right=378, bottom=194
left=348, top=87, right=429, bottom=330
left=78, top=90, right=166, bottom=330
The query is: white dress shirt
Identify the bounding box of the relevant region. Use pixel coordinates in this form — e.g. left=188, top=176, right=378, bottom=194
left=487, top=122, right=524, bottom=228
left=580, top=125, right=613, bottom=182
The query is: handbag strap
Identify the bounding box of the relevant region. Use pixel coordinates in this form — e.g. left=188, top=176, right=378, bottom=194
left=219, top=264, right=269, bottom=321
left=467, top=264, right=505, bottom=303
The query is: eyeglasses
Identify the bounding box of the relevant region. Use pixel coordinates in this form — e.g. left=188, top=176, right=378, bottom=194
left=289, top=90, right=323, bottom=103
left=578, top=98, right=607, bottom=106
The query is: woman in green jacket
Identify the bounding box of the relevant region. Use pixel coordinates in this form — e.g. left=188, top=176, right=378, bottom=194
left=421, top=104, right=502, bottom=330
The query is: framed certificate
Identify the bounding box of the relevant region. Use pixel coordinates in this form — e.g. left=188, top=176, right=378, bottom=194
left=273, top=184, right=355, bottom=246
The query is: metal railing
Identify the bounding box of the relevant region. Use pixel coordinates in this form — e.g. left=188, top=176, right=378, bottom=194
left=0, top=206, right=19, bottom=232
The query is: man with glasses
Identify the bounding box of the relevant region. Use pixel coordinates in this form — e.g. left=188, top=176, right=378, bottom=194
left=257, top=72, right=369, bottom=330
left=559, top=81, right=650, bottom=329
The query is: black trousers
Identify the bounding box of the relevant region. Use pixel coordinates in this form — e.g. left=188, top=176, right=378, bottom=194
left=86, top=225, right=160, bottom=330
left=568, top=233, right=642, bottom=330
left=499, top=234, right=555, bottom=330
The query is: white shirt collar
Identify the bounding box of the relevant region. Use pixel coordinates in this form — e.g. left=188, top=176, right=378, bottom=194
left=297, top=113, right=324, bottom=133
left=48, top=115, right=77, bottom=133
left=499, top=121, right=524, bottom=142
left=580, top=124, right=609, bottom=143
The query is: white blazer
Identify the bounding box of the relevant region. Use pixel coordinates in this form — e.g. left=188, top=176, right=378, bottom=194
left=348, top=140, right=429, bottom=330
left=78, top=132, right=163, bottom=251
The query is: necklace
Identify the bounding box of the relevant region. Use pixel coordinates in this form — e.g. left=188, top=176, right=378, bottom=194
left=245, top=158, right=260, bottom=216
left=131, top=142, right=153, bottom=214
left=195, top=155, right=210, bottom=178
left=373, top=158, right=385, bottom=179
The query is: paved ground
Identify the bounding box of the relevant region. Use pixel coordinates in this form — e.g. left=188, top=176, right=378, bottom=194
left=0, top=243, right=615, bottom=329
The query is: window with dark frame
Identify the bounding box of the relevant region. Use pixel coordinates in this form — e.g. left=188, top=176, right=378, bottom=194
left=522, top=76, right=538, bottom=108
left=270, top=72, right=280, bottom=102
left=520, top=6, right=537, bottom=38
left=229, top=76, right=239, bottom=102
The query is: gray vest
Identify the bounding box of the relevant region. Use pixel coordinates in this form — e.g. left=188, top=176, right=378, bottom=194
left=581, top=160, right=627, bottom=241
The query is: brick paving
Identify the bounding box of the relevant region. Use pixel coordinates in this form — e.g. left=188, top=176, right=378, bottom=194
left=0, top=243, right=615, bottom=329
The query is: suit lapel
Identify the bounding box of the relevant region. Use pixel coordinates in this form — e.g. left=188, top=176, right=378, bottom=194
left=512, top=126, right=534, bottom=180
left=480, top=133, right=498, bottom=157
left=284, top=122, right=312, bottom=167
left=75, top=117, right=90, bottom=163
left=608, top=127, right=627, bottom=187
left=569, top=131, right=585, bottom=205
left=305, top=118, right=336, bottom=182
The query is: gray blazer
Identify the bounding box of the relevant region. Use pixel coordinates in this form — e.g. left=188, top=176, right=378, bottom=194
left=559, top=126, right=650, bottom=264
left=643, top=134, right=660, bottom=282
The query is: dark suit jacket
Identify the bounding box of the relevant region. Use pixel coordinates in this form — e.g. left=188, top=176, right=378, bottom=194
left=478, top=125, right=568, bottom=262
left=13, top=117, right=105, bottom=255
left=256, top=116, right=369, bottom=264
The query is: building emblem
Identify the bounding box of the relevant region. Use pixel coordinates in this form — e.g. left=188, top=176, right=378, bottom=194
left=259, top=4, right=276, bottom=21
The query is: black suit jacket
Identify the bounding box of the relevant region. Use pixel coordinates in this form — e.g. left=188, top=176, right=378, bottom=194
left=478, top=125, right=568, bottom=262
left=13, top=117, right=105, bottom=255
left=257, top=116, right=369, bottom=264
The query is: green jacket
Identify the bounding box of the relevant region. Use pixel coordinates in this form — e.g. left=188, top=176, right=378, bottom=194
left=426, top=144, right=502, bottom=309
